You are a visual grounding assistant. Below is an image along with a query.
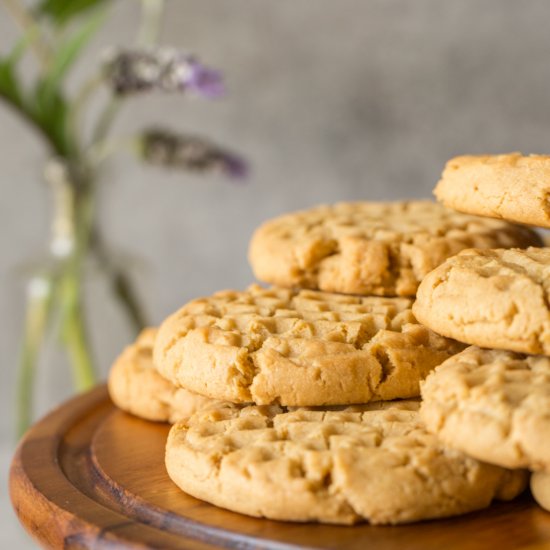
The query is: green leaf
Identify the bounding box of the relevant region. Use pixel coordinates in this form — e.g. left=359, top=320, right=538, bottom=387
left=30, top=79, right=70, bottom=155
left=0, top=53, right=72, bottom=156
left=0, top=56, right=25, bottom=109
left=35, top=0, right=111, bottom=25
left=41, top=8, right=107, bottom=100
left=32, top=80, right=73, bottom=156
left=7, top=31, right=34, bottom=65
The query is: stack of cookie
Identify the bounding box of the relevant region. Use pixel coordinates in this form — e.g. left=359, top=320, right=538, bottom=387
left=108, top=196, right=543, bottom=525
left=413, top=153, right=550, bottom=514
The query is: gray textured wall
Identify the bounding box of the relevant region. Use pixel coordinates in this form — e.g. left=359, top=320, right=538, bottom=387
left=2, top=1, right=550, bottom=546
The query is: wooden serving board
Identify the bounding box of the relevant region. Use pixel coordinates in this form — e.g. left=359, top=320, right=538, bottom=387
left=9, top=385, right=550, bottom=550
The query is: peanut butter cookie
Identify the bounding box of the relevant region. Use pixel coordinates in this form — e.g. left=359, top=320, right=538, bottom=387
left=435, top=153, right=550, bottom=228
left=249, top=201, right=541, bottom=296
left=166, top=400, right=526, bottom=524
left=108, top=328, right=215, bottom=423
left=414, top=247, right=550, bottom=355
left=421, top=346, right=550, bottom=470
left=154, top=285, right=464, bottom=406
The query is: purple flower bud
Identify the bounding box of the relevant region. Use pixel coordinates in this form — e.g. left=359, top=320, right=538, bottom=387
left=140, top=128, right=248, bottom=182
left=103, top=48, right=224, bottom=98
left=185, top=60, right=224, bottom=98
left=220, top=154, right=248, bottom=180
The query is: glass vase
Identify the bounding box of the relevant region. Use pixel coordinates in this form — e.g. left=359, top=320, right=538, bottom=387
left=15, top=159, right=148, bottom=435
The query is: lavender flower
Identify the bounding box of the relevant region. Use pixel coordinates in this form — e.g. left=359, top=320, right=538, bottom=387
left=141, top=128, right=248, bottom=180
left=104, top=47, right=224, bottom=98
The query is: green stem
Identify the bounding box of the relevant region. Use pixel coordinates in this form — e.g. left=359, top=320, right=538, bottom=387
left=57, top=244, right=97, bottom=391
left=69, top=72, right=103, bottom=148
left=17, top=273, right=55, bottom=437
left=74, top=185, right=96, bottom=256
left=112, top=270, right=147, bottom=333
left=1, top=0, right=53, bottom=69
left=46, top=165, right=97, bottom=392
left=0, top=92, right=67, bottom=157
left=86, top=0, right=166, bottom=156
left=62, top=276, right=96, bottom=391
left=63, top=184, right=97, bottom=389
left=90, top=230, right=147, bottom=333
left=138, top=0, right=165, bottom=47
left=89, top=96, right=120, bottom=151
left=87, top=135, right=135, bottom=166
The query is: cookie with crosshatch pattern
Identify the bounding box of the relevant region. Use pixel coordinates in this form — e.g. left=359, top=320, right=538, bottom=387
left=108, top=328, right=215, bottom=423
left=420, top=345, right=550, bottom=471
left=153, top=284, right=465, bottom=406
left=248, top=201, right=541, bottom=297
left=165, top=400, right=527, bottom=524
left=435, top=153, right=550, bottom=228
left=413, top=247, right=550, bottom=356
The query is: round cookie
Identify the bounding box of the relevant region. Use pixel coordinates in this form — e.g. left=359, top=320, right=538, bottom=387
left=108, top=328, right=215, bottom=423
left=248, top=201, right=541, bottom=297
left=166, top=400, right=526, bottom=525
left=413, top=247, right=550, bottom=355
left=421, top=346, right=550, bottom=471
left=531, top=472, right=550, bottom=512
left=154, top=285, right=465, bottom=406
left=435, top=153, right=550, bottom=228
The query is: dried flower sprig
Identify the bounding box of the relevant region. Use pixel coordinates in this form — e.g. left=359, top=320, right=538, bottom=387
left=0, top=0, right=247, bottom=436
left=141, top=128, right=248, bottom=179
left=104, top=47, right=224, bottom=98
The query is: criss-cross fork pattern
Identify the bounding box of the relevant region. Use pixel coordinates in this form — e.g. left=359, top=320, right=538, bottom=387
left=154, top=285, right=463, bottom=406
left=175, top=285, right=415, bottom=351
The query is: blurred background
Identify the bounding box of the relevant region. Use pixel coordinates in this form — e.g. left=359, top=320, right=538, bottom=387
left=2, top=0, right=550, bottom=546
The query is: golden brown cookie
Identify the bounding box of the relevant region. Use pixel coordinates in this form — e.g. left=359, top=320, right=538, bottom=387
left=165, top=400, right=526, bottom=525
left=413, top=247, right=550, bottom=355
left=248, top=201, right=541, bottom=297
left=531, top=472, right=550, bottom=512
left=154, top=285, right=465, bottom=406
left=435, top=153, right=550, bottom=228
left=421, top=346, right=550, bottom=471
left=108, top=328, right=215, bottom=423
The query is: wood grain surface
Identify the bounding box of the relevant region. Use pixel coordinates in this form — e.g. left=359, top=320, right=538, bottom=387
left=9, top=385, right=550, bottom=549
